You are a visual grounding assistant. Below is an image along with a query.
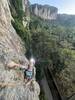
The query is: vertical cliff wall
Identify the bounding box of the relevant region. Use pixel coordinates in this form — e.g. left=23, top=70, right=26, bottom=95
left=0, top=0, right=40, bottom=100
left=22, top=0, right=30, bottom=27
left=30, top=4, right=58, bottom=20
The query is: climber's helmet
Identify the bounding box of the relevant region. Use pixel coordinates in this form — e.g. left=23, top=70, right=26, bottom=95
left=29, top=58, right=35, bottom=66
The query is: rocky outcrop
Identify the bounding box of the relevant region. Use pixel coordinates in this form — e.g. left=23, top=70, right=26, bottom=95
left=0, top=0, right=40, bottom=100
left=22, top=0, right=30, bottom=27
left=22, top=0, right=30, bottom=16
left=0, top=0, right=26, bottom=68
left=30, top=4, right=58, bottom=20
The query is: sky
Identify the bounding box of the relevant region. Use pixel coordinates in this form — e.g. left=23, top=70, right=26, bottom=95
left=30, top=0, right=75, bottom=15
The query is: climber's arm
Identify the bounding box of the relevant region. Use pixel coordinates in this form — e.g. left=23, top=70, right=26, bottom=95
left=19, top=65, right=28, bottom=69
left=7, top=61, right=28, bottom=69
left=7, top=61, right=18, bottom=68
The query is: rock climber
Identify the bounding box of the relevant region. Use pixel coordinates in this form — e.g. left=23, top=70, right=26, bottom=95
left=7, top=58, right=36, bottom=85
left=24, top=58, right=35, bottom=84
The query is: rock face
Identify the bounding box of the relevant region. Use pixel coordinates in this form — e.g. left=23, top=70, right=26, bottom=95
left=22, top=0, right=30, bottom=27
left=22, top=0, right=30, bottom=16
left=31, top=4, right=58, bottom=20
left=0, top=0, right=40, bottom=100
left=9, top=0, right=30, bottom=27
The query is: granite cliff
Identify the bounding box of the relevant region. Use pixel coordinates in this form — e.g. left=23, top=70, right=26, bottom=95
left=0, top=0, right=40, bottom=100
left=30, top=4, right=58, bottom=20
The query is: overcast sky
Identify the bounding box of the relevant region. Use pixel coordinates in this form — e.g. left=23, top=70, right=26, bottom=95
left=30, top=0, right=75, bottom=15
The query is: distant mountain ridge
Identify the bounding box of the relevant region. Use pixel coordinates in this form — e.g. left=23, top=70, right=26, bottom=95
left=57, top=14, right=75, bottom=26
left=30, top=4, right=58, bottom=20
left=30, top=3, right=75, bottom=25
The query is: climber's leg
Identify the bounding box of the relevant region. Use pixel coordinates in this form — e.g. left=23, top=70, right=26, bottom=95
left=25, top=78, right=32, bottom=86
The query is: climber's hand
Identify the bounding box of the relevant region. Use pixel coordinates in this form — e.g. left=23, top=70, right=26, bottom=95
left=7, top=61, right=19, bottom=68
